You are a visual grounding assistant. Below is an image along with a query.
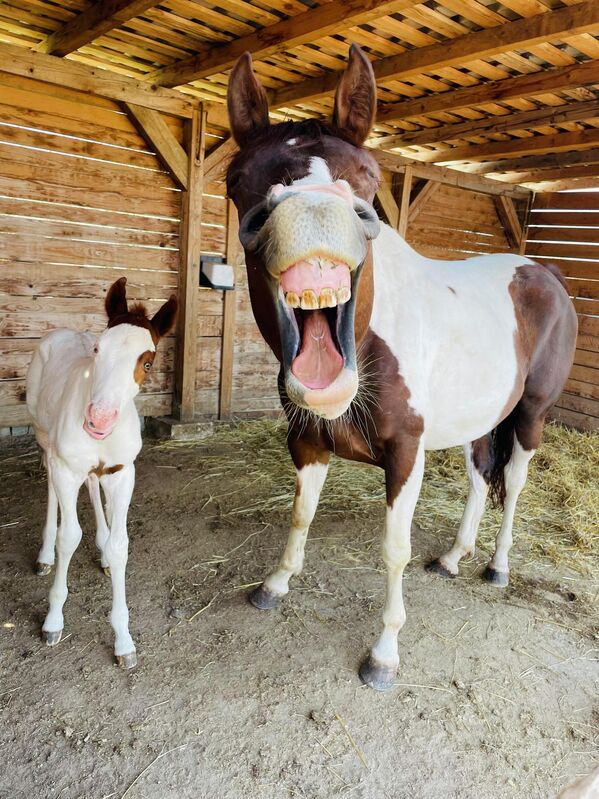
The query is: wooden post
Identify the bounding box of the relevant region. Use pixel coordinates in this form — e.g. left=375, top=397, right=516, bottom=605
left=219, top=199, right=239, bottom=419
left=174, top=105, right=205, bottom=422
left=518, top=193, right=534, bottom=255
left=397, top=165, right=413, bottom=238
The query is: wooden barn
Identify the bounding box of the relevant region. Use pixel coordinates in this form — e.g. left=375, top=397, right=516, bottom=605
left=1, top=0, right=598, bottom=434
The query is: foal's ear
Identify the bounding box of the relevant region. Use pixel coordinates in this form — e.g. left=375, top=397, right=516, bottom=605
left=227, top=52, right=270, bottom=146
left=332, top=44, right=377, bottom=147
left=105, top=277, right=128, bottom=321
left=151, top=295, right=178, bottom=340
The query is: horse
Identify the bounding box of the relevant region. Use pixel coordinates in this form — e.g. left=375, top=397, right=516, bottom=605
left=224, top=44, right=578, bottom=692
left=26, top=277, right=177, bottom=668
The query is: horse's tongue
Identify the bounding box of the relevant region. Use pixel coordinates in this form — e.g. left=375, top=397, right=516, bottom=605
left=291, top=310, right=343, bottom=390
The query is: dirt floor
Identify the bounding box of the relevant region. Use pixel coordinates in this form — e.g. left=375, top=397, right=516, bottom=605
left=0, top=424, right=597, bottom=799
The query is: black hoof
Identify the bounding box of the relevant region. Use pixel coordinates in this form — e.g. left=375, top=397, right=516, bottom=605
left=425, top=559, right=457, bottom=579
left=358, top=656, right=397, bottom=692
left=482, top=566, right=509, bottom=588
left=248, top=585, right=282, bottom=611
left=42, top=629, right=62, bottom=646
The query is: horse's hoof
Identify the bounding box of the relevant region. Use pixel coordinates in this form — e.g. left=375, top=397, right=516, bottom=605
left=115, top=651, right=137, bottom=669
left=42, top=629, right=62, bottom=646
left=35, top=562, right=53, bottom=576
left=482, top=566, right=509, bottom=588
left=359, top=655, right=397, bottom=692
left=248, top=585, right=281, bottom=611
left=102, top=566, right=111, bottom=578
left=425, top=559, right=456, bottom=579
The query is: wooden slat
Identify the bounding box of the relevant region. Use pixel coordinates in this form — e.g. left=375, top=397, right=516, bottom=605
left=37, top=0, right=162, bottom=57
left=526, top=242, right=599, bottom=261
left=218, top=199, right=238, bottom=419
left=533, top=193, right=599, bottom=212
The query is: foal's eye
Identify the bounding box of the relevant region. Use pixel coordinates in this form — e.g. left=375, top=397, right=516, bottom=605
left=93, top=345, right=99, bottom=355
left=143, top=362, right=152, bottom=371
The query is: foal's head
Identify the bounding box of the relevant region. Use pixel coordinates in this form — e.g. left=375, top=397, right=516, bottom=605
left=226, top=45, right=381, bottom=420
left=83, top=278, right=177, bottom=440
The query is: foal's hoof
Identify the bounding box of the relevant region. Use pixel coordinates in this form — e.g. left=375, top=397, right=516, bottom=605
left=425, top=559, right=456, bottom=579
left=35, top=562, right=53, bottom=577
left=248, top=584, right=281, bottom=611
left=42, top=629, right=62, bottom=646
left=358, top=656, right=397, bottom=692
left=102, top=565, right=111, bottom=578
left=482, top=566, right=509, bottom=588
left=115, top=651, right=137, bottom=669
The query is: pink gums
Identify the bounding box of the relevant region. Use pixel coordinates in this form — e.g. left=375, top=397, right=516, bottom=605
left=280, top=258, right=351, bottom=296
left=291, top=310, right=343, bottom=390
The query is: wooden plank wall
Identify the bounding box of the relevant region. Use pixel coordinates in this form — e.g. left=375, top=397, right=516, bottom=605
left=526, top=191, right=599, bottom=432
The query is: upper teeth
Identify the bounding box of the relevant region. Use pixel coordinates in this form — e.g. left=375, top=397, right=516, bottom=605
left=285, top=287, right=350, bottom=309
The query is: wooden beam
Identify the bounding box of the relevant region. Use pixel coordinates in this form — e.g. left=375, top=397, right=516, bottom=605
left=504, top=163, right=599, bottom=184
left=407, top=181, right=440, bottom=223
left=204, top=137, right=238, bottom=183
left=271, top=1, right=599, bottom=108
left=455, top=147, right=599, bottom=177
left=524, top=176, right=599, bottom=192
left=124, top=103, right=188, bottom=189
left=219, top=200, right=239, bottom=419
left=376, top=175, right=400, bottom=228
left=37, top=0, right=161, bottom=57
left=397, top=166, right=412, bottom=238
left=372, top=97, right=599, bottom=150
left=0, top=43, right=198, bottom=118
left=424, top=128, right=599, bottom=164
left=174, top=107, right=206, bottom=422
left=376, top=59, right=599, bottom=125
left=518, top=195, right=532, bottom=256
left=372, top=150, right=531, bottom=199
left=149, top=0, right=414, bottom=88
left=494, top=196, right=522, bottom=250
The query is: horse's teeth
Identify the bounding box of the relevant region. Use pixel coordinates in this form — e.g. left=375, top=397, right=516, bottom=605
left=300, top=290, right=319, bottom=310
left=285, top=291, right=300, bottom=308
left=337, top=287, right=351, bottom=305
left=319, top=288, right=337, bottom=308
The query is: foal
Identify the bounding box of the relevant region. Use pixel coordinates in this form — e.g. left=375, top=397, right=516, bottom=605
left=26, top=278, right=177, bottom=667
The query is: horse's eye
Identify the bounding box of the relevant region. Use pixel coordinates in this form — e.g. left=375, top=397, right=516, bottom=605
left=144, top=362, right=152, bottom=371
left=93, top=345, right=99, bottom=355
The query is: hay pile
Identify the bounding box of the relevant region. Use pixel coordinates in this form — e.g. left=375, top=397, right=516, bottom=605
left=159, top=420, right=598, bottom=575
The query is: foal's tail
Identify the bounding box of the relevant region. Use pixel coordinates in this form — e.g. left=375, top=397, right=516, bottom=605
left=488, top=408, right=518, bottom=508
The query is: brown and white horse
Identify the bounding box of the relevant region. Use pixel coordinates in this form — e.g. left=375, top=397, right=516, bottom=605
left=26, top=278, right=177, bottom=667
left=225, top=46, right=578, bottom=691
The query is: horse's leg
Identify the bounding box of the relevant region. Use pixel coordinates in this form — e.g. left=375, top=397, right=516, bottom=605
left=482, top=417, right=540, bottom=588
left=42, top=460, right=82, bottom=645
left=427, top=436, right=491, bottom=578
left=101, top=464, right=136, bottom=667
left=360, top=439, right=425, bottom=691
left=87, top=473, right=111, bottom=575
left=249, top=444, right=330, bottom=610
left=36, top=458, right=59, bottom=576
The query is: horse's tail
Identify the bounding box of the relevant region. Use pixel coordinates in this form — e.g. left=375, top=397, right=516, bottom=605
left=488, top=407, right=518, bottom=508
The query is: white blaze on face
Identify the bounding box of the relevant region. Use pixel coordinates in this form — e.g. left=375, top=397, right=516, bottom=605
left=291, top=156, right=334, bottom=188
left=91, top=324, right=155, bottom=414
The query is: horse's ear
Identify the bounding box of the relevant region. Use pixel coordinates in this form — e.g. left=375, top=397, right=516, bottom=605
left=227, top=52, right=270, bottom=146
left=151, top=295, right=178, bottom=340
left=331, top=44, right=377, bottom=147
left=105, top=277, right=128, bottom=321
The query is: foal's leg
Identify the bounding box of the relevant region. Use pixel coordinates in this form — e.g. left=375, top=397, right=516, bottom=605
left=87, top=474, right=111, bottom=575
left=101, top=464, right=136, bottom=667
left=249, top=446, right=330, bottom=610
left=36, top=461, right=59, bottom=576
left=42, top=460, right=83, bottom=645
left=427, top=436, right=490, bottom=578
left=360, top=440, right=425, bottom=692
left=483, top=435, right=536, bottom=588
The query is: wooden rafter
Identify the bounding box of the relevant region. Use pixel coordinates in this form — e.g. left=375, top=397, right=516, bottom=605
left=0, top=42, right=197, bottom=117
left=372, top=97, right=599, bottom=150
left=505, top=163, right=599, bottom=184
left=376, top=60, right=599, bottom=125
left=124, top=102, right=188, bottom=189
left=37, top=0, right=162, bottom=57
left=376, top=177, right=400, bottom=228
left=203, top=137, right=238, bottom=183
left=460, top=147, right=599, bottom=177
left=494, top=196, right=523, bottom=250
left=149, top=0, right=415, bottom=88
left=428, top=128, right=599, bottom=165
left=271, top=1, right=599, bottom=109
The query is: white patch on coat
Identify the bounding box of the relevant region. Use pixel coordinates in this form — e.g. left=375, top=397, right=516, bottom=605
left=369, top=224, right=534, bottom=450
left=291, top=156, right=334, bottom=188
left=286, top=138, right=298, bottom=146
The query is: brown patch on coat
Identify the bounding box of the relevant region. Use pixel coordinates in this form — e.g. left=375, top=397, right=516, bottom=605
left=90, top=462, right=124, bottom=477
left=134, top=350, right=156, bottom=385
left=283, top=331, right=424, bottom=506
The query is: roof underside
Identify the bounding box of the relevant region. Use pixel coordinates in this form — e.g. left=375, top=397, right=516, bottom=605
left=1, top=0, right=599, bottom=190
